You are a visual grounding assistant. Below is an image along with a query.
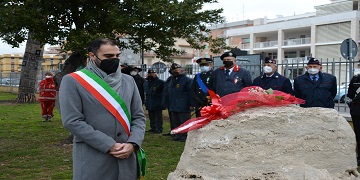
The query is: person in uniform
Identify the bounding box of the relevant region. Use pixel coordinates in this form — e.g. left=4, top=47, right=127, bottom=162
left=38, top=72, right=57, bottom=122
left=145, top=69, right=165, bottom=134
left=162, top=69, right=175, bottom=136
left=129, top=66, right=145, bottom=105
left=167, top=63, right=193, bottom=142
left=211, top=51, right=252, bottom=97
left=252, top=57, right=294, bottom=95
left=294, top=58, right=337, bottom=108
left=191, top=57, right=214, bottom=117
left=347, top=74, right=360, bottom=166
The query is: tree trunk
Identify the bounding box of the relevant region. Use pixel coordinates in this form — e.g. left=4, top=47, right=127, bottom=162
left=17, top=32, right=44, bottom=103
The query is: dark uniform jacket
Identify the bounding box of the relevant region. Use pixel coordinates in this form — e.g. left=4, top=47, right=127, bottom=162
left=191, top=70, right=213, bottom=107
left=132, top=74, right=145, bottom=105
left=145, top=77, right=165, bottom=111
left=252, top=71, right=294, bottom=95
left=212, top=65, right=252, bottom=97
left=162, top=76, right=172, bottom=109
left=347, top=74, right=360, bottom=115
left=168, top=74, right=193, bottom=112
left=294, top=71, right=337, bottom=108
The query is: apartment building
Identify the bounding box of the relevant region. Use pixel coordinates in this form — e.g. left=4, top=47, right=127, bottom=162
left=223, top=0, right=359, bottom=60
left=205, top=0, right=360, bottom=83
left=0, top=53, right=62, bottom=73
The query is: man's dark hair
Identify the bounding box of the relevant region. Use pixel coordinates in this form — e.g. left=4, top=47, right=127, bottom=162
left=87, top=38, right=118, bottom=54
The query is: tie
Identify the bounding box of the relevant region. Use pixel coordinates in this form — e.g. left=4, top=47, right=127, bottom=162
left=225, top=69, right=230, bottom=77
left=312, top=76, right=316, bottom=82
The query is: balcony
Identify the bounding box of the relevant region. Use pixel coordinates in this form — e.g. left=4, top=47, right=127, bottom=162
left=283, top=38, right=310, bottom=46
left=241, top=44, right=250, bottom=49
left=283, top=57, right=308, bottom=64
left=254, top=41, right=278, bottom=48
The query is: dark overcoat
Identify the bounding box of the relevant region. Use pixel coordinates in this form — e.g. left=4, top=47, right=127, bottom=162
left=211, top=65, right=252, bottom=97
left=252, top=71, right=294, bottom=95
left=294, top=71, right=337, bottom=108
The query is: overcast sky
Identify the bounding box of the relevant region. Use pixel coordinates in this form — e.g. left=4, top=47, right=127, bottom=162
left=0, top=0, right=331, bottom=55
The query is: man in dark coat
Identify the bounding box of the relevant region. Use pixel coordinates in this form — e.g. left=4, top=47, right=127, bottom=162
left=211, top=51, right=252, bottom=97
left=145, top=69, right=165, bottom=134
left=252, top=57, right=294, bottom=95
left=347, top=74, right=360, bottom=166
left=191, top=57, right=214, bottom=117
left=294, top=58, right=337, bottom=108
left=161, top=70, right=174, bottom=136
left=167, top=63, right=193, bottom=142
left=129, top=66, right=145, bottom=105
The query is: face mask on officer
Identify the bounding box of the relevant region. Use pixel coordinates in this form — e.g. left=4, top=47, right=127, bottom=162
left=130, top=71, right=138, bottom=76
left=45, top=75, right=52, bottom=79
left=200, top=66, right=210, bottom=73
left=263, top=66, right=273, bottom=74
left=223, top=61, right=233, bottom=68
left=94, top=55, right=120, bottom=74
left=307, top=68, right=319, bottom=75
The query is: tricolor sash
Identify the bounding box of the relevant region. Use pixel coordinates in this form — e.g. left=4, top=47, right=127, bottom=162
left=70, top=69, right=132, bottom=136
left=196, top=73, right=209, bottom=94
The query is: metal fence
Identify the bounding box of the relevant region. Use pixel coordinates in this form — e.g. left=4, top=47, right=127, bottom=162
left=1, top=58, right=358, bottom=113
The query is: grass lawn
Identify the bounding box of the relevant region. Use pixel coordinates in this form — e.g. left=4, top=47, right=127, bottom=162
left=0, top=92, right=185, bottom=180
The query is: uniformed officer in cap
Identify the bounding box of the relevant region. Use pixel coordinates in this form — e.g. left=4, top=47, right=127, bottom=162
left=191, top=58, right=214, bottom=117
left=129, top=66, right=145, bottom=104
left=145, top=69, right=165, bottom=134
left=165, top=63, right=193, bottom=142
left=252, top=57, right=293, bottom=95
left=211, top=51, right=252, bottom=97
left=294, top=57, right=337, bottom=108
left=347, top=73, right=360, bottom=166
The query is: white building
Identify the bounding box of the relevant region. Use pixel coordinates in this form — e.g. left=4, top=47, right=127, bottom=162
left=212, top=0, right=360, bottom=82
left=224, top=0, right=360, bottom=62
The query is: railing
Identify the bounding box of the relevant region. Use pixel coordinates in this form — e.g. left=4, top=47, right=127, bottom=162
left=1, top=58, right=357, bottom=116
left=283, top=38, right=311, bottom=46
left=254, top=41, right=278, bottom=48
left=241, top=44, right=250, bottom=49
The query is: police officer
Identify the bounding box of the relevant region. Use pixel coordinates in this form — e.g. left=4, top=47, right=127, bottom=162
left=347, top=74, right=360, bottom=166
left=167, top=63, right=193, bottom=142
left=129, top=66, right=145, bottom=105
left=211, top=51, right=252, bottom=97
left=145, top=69, right=165, bottom=134
left=252, top=57, right=294, bottom=95
left=192, top=58, right=214, bottom=117
left=294, top=58, right=337, bottom=108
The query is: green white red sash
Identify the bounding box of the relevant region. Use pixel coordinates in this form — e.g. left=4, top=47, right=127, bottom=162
left=70, top=69, right=131, bottom=136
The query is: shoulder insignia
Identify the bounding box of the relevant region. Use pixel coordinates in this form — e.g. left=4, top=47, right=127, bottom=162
left=233, top=65, right=241, bottom=72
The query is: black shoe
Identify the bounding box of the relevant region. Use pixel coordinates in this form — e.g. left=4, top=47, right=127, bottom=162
left=172, top=136, right=181, bottom=141
left=146, top=129, right=155, bottom=132
left=178, top=137, right=187, bottom=142
left=162, top=132, right=172, bottom=136
left=153, top=130, right=163, bottom=134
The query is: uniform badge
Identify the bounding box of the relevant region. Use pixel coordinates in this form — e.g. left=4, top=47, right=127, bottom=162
left=234, top=77, right=240, bottom=84
left=153, top=87, right=157, bottom=91
left=176, top=84, right=180, bottom=88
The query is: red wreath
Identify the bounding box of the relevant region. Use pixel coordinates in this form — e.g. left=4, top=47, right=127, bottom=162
left=171, top=86, right=305, bottom=134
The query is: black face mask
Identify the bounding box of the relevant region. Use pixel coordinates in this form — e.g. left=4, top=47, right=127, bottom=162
left=94, top=56, right=119, bottom=74
left=172, top=72, right=180, bottom=76
left=146, top=76, right=155, bottom=81
left=223, top=61, right=234, bottom=68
